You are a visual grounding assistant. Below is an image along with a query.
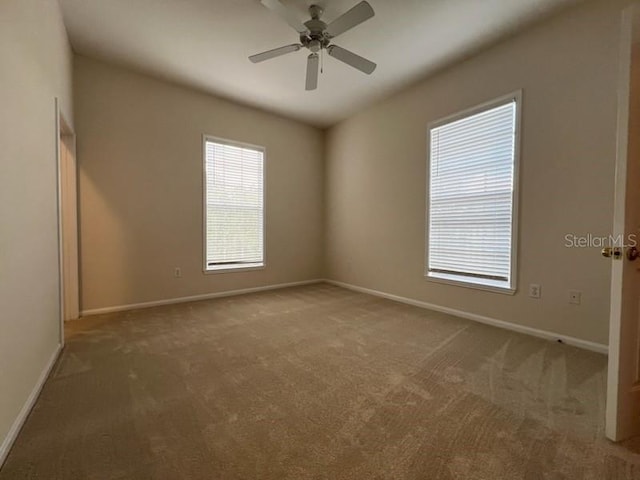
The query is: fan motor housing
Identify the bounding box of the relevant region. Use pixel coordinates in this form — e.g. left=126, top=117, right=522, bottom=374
left=300, top=4, right=330, bottom=52
left=301, top=33, right=330, bottom=52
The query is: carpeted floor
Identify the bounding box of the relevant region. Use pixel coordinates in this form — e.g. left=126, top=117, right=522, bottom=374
left=2, top=283, right=640, bottom=479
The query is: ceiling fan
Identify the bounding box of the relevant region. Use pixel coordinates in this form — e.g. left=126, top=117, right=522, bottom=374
left=249, top=0, right=377, bottom=91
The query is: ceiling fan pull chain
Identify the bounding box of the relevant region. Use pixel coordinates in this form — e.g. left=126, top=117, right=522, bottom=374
left=321, top=48, right=324, bottom=74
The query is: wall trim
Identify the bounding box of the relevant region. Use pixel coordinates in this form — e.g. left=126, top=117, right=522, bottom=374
left=80, top=279, right=324, bottom=316
left=81, top=278, right=609, bottom=354
left=0, top=344, right=62, bottom=468
left=326, top=279, right=609, bottom=355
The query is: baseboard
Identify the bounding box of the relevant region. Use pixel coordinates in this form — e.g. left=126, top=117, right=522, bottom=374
left=326, top=279, right=609, bottom=355
left=80, top=277, right=609, bottom=354
left=0, top=343, right=62, bottom=467
left=81, top=279, right=325, bottom=316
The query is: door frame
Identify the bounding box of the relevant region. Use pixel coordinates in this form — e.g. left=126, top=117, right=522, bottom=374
left=55, top=98, right=79, bottom=347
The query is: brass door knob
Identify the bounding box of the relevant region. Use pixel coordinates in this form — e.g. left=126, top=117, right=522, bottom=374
left=602, top=247, right=623, bottom=259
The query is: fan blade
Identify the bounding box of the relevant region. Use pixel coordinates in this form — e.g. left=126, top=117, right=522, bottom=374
left=305, top=53, right=319, bottom=91
left=249, top=44, right=302, bottom=63
left=261, top=0, right=308, bottom=34
left=327, top=45, right=376, bottom=74
left=325, top=1, right=374, bottom=38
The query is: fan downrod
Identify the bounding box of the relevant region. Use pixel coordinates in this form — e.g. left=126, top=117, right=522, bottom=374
left=308, top=4, right=323, bottom=20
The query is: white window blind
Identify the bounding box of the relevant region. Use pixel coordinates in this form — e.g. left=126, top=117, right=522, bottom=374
left=204, top=138, right=264, bottom=271
left=427, top=97, right=518, bottom=290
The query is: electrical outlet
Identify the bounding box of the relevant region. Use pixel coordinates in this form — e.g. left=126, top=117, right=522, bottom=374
left=528, top=284, right=541, bottom=299
left=569, top=290, right=581, bottom=305
left=174, top=267, right=182, bottom=278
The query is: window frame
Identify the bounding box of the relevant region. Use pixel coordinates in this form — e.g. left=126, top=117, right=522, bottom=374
left=202, top=134, right=266, bottom=275
left=425, top=91, right=522, bottom=295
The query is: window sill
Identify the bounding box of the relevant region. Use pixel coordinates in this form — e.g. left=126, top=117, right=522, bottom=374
left=425, top=272, right=516, bottom=295
left=204, top=263, right=265, bottom=275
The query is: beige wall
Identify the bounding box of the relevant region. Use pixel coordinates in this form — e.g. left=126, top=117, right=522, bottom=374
left=74, top=56, right=324, bottom=311
left=0, top=0, right=74, bottom=456
left=325, top=0, right=629, bottom=346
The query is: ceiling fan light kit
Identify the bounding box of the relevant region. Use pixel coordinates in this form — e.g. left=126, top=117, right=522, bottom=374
left=249, top=0, right=377, bottom=91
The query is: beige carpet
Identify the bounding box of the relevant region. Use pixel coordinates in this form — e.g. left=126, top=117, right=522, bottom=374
left=2, top=283, right=640, bottom=479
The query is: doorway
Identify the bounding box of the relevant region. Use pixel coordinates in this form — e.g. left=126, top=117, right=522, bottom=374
left=56, top=100, right=79, bottom=346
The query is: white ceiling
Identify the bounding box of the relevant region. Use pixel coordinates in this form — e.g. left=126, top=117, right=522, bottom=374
left=59, top=0, right=580, bottom=127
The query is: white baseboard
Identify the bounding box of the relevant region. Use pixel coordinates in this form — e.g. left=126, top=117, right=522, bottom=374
left=0, top=343, right=62, bottom=467
left=326, top=279, right=609, bottom=355
left=81, top=279, right=324, bottom=317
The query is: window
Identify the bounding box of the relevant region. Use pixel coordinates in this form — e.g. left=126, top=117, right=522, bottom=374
left=203, top=136, right=264, bottom=272
left=427, top=93, right=520, bottom=293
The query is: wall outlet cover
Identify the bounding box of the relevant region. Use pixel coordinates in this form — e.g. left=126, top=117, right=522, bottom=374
left=529, top=284, right=541, bottom=299
left=569, top=290, right=581, bottom=305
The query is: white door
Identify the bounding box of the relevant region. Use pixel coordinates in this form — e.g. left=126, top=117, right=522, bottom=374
left=606, top=3, right=640, bottom=442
